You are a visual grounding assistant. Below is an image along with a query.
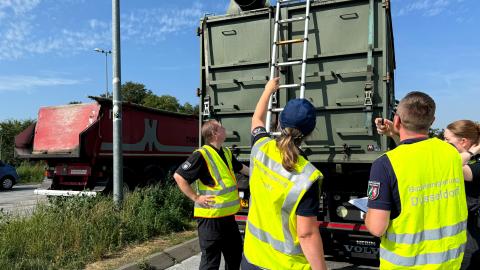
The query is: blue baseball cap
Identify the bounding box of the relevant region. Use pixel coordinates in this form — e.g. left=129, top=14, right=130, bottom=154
left=280, top=99, right=316, bottom=135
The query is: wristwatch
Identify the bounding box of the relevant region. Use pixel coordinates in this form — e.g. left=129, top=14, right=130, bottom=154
left=467, top=150, right=475, bottom=157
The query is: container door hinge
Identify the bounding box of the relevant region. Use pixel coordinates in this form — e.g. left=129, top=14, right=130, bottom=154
left=203, top=96, right=211, bottom=118
left=364, top=88, right=373, bottom=107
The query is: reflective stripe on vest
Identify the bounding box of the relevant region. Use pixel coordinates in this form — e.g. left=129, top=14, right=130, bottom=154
left=247, top=220, right=302, bottom=255
left=384, top=220, right=467, bottom=244
left=193, top=145, right=239, bottom=218
left=380, top=138, right=467, bottom=269
left=195, top=198, right=240, bottom=209
left=380, top=244, right=466, bottom=267
left=198, top=185, right=237, bottom=196
left=200, top=146, right=229, bottom=189
left=246, top=137, right=321, bottom=256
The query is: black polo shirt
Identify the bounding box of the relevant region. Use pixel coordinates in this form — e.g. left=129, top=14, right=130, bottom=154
left=466, top=155, right=480, bottom=212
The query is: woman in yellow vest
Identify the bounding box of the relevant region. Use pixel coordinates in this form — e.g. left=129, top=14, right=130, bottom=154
left=241, top=78, right=327, bottom=270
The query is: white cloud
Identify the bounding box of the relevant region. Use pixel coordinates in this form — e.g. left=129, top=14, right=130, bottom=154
left=396, top=0, right=466, bottom=17
left=0, top=0, right=41, bottom=15
left=121, top=3, right=204, bottom=43
left=89, top=19, right=108, bottom=30
left=0, top=75, right=84, bottom=91
left=0, top=1, right=210, bottom=60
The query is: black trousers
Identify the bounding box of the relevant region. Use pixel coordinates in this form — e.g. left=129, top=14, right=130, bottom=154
left=461, top=213, right=480, bottom=270
left=198, top=216, right=243, bottom=270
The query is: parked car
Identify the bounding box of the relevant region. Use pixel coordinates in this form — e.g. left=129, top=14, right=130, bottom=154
left=0, top=160, right=19, bottom=190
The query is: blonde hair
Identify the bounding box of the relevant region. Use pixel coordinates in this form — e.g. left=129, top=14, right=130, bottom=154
left=201, top=120, right=220, bottom=143
left=397, top=91, right=435, bottom=133
left=276, top=128, right=304, bottom=172
left=446, top=120, right=480, bottom=143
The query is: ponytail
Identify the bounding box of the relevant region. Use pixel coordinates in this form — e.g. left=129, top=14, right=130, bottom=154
left=276, top=128, right=304, bottom=172
left=476, top=123, right=480, bottom=143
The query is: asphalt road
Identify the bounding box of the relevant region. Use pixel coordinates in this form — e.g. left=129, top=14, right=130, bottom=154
left=0, top=183, right=47, bottom=215
left=166, top=253, right=379, bottom=270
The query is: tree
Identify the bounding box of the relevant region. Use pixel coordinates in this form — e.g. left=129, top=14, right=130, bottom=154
left=105, top=81, right=199, bottom=115
left=429, top=128, right=445, bottom=140
left=121, top=81, right=152, bottom=104
left=143, top=94, right=181, bottom=112
left=179, top=102, right=199, bottom=116
left=0, top=119, right=35, bottom=165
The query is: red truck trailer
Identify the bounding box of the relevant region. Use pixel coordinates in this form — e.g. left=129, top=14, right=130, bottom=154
left=15, top=97, right=198, bottom=193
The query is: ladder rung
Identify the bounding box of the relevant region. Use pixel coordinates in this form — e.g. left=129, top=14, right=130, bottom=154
left=274, top=60, right=303, bottom=67
left=277, top=17, right=305, bottom=24
left=279, top=84, right=300, bottom=89
left=276, top=38, right=305, bottom=46
left=271, top=108, right=284, bottom=113
left=278, top=0, right=301, bottom=3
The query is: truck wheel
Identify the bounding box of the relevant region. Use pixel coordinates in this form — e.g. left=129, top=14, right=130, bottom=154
left=143, top=165, right=165, bottom=186
left=1, top=177, right=14, bottom=190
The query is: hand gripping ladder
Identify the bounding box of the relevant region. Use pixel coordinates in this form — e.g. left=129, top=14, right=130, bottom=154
left=265, top=0, right=312, bottom=134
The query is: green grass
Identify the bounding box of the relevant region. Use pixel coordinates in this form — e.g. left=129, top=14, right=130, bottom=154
left=0, top=183, right=193, bottom=269
left=16, top=161, right=45, bottom=183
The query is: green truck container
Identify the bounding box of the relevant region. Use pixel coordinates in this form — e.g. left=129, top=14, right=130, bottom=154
left=199, top=0, right=395, bottom=260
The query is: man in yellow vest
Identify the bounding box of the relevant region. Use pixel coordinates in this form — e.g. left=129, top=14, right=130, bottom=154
left=365, top=91, right=468, bottom=269
left=174, top=119, right=249, bottom=270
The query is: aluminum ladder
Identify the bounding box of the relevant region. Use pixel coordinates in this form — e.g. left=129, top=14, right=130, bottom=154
left=265, top=0, right=312, bottom=135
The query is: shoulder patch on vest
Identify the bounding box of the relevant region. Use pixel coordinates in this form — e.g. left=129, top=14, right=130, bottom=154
left=181, top=161, right=192, bottom=171
left=367, top=181, right=380, bottom=200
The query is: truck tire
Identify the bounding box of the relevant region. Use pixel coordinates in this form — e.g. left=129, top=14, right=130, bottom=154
left=1, top=176, right=15, bottom=190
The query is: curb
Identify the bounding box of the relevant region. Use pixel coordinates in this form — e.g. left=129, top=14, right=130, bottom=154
left=117, top=237, right=200, bottom=270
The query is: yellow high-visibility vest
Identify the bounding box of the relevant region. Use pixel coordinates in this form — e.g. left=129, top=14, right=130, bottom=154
left=380, top=138, right=467, bottom=269
left=244, top=137, right=323, bottom=270
left=194, top=145, right=240, bottom=218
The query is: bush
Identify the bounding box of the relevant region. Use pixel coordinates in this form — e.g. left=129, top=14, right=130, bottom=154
left=15, top=161, right=45, bottom=183
left=0, top=183, right=193, bottom=269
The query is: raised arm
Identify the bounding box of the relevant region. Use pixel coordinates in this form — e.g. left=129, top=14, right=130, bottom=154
left=251, top=78, right=280, bottom=132
left=375, top=117, right=400, bottom=145
left=462, top=144, right=480, bottom=181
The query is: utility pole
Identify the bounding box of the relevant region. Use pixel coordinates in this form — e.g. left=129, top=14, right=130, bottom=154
left=112, top=0, right=123, bottom=207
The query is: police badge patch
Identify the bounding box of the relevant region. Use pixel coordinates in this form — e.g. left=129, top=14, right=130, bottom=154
left=182, top=161, right=192, bottom=170
left=367, top=181, right=380, bottom=200
left=252, top=127, right=267, bottom=136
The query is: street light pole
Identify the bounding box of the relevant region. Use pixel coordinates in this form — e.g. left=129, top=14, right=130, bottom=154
left=94, top=48, right=112, bottom=97
left=112, top=0, right=123, bottom=207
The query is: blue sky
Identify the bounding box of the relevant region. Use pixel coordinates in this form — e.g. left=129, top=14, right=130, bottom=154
left=0, top=0, right=478, bottom=129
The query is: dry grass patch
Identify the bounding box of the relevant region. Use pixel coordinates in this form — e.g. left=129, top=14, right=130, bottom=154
left=85, top=230, right=197, bottom=270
